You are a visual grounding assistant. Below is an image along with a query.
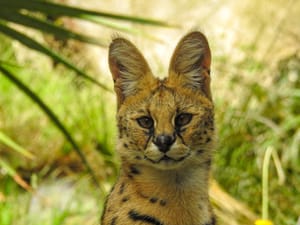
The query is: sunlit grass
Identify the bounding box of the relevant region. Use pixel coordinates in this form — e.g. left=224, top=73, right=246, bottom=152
left=0, top=32, right=117, bottom=180
left=213, top=47, right=300, bottom=225
left=0, top=31, right=116, bottom=224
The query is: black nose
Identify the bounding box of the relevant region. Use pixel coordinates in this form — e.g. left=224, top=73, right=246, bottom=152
left=153, top=134, right=176, bottom=153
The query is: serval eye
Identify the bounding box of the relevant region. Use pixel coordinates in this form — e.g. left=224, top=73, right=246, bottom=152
left=175, top=113, right=193, bottom=127
left=137, top=116, right=154, bottom=129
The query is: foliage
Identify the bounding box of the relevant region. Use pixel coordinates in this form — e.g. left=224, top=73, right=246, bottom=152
left=0, top=131, right=34, bottom=191
left=214, top=47, right=300, bottom=225
left=0, top=0, right=169, bottom=186
left=0, top=32, right=117, bottom=183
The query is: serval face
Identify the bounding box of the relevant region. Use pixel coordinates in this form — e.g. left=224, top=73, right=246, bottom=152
left=109, top=32, right=214, bottom=170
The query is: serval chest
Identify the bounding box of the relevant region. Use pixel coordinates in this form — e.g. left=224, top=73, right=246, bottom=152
left=101, top=31, right=216, bottom=225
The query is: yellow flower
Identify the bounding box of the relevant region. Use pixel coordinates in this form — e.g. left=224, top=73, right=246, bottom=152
left=255, top=219, right=273, bottom=225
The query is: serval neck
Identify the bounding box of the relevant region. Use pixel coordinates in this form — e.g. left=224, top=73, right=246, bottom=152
left=121, top=161, right=210, bottom=203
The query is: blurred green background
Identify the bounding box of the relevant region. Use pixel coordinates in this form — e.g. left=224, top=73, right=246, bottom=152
left=0, top=0, right=299, bottom=225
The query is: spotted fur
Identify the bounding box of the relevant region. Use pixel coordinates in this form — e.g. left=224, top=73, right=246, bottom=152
left=101, top=31, right=216, bottom=225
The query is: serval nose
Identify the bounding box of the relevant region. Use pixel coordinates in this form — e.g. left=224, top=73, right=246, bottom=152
left=153, top=134, right=176, bottom=153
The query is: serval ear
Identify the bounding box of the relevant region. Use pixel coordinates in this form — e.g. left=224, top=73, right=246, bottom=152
left=168, top=31, right=212, bottom=99
left=109, top=37, right=154, bottom=108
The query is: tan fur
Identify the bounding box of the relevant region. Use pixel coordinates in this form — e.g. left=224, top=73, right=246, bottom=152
left=102, top=32, right=216, bottom=225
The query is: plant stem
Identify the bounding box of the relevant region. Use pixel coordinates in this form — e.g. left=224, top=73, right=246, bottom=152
left=262, top=146, right=274, bottom=220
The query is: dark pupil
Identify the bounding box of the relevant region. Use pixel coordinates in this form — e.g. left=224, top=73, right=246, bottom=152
left=175, top=113, right=192, bottom=126
left=137, top=116, right=153, bottom=129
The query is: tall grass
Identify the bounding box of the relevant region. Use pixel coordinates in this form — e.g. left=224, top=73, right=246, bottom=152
left=0, top=33, right=117, bottom=180
left=0, top=0, right=171, bottom=186
left=0, top=31, right=116, bottom=224
left=213, top=42, right=300, bottom=225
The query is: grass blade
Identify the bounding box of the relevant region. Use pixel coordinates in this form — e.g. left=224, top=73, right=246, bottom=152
left=0, top=22, right=111, bottom=92
left=262, top=146, right=274, bottom=220
left=0, top=0, right=171, bottom=26
left=0, top=9, right=105, bottom=46
left=0, top=65, right=100, bottom=187
left=0, top=158, right=32, bottom=191
left=0, top=131, right=35, bottom=159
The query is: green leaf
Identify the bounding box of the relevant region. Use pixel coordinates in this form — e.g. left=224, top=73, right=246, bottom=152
left=0, top=10, right=105, bottom=46
left=0, top=0, right=171, bottom=27
left=0, top=22, right=111, bottom=92
left=0, top=65, right=99, bottom=187
left=0, top=131, right=34, bottom=159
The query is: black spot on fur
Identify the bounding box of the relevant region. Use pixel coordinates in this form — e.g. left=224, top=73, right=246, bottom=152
left=119, top=182, right=125, bottom=195
left=130, top=165, right=140, bottom=175
left=197, top=149, right=205, bottom=155
left=206, top=137, right=211, bottom=143
left=122, top=196, right=130, bottom=203
left=110, top=216, right=117, bottom=225
left=123, top=143, right=129, bottom=148
left=128, top=210, right=164, bottom=225
left=159, top=200, right=167, bottom=206
left=149, top=197, right=158, bottom=203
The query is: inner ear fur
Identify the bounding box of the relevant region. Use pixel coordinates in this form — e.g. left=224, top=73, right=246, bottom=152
left=168, top=31, right=212, bottom=99
left=108, top=37, right=154, bottom=108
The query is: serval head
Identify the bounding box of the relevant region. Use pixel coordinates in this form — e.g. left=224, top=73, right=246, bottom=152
left=109, top=32, right=215, bottom=170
